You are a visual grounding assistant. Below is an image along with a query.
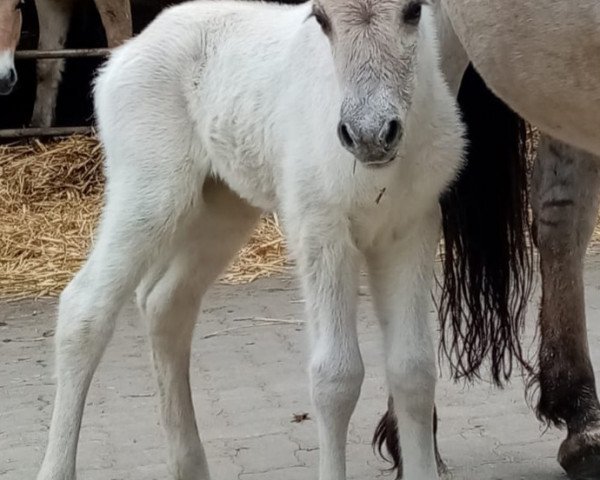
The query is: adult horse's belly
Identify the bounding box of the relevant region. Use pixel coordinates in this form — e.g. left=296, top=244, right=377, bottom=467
left=443, top=0, right=600, bottom=155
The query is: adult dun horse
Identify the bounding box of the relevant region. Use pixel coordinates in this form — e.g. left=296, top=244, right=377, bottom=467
left=376, top=1, right=600, bottom=479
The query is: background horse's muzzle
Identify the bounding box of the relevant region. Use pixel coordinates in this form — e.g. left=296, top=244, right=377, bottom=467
left=0, top=67, right=17, bottom=95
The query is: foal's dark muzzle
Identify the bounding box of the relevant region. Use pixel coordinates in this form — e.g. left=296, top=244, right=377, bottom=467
left=338, top=116, right=403, bottom=167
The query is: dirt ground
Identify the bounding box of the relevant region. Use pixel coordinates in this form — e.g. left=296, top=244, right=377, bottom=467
left=4, top=258, right=600, bottom=480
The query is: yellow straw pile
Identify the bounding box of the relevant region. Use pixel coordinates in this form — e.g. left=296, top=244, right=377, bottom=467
left=0, top=135, right=288, bottom=300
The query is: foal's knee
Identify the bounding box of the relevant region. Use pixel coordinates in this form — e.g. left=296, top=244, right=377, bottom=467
left=55, top=273, right=117, bottom=363
left=386, top=355, right=436, bottom=415
left=310, top=348, right=365, bottom=413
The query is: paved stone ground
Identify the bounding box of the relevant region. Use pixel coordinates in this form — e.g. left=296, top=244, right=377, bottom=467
left=3, top=257, right=600, bottom=480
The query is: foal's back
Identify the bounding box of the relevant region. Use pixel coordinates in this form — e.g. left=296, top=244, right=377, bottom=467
left=94, top=0, right=318, bottom=209
left=95, top=0, right=310, bottom=154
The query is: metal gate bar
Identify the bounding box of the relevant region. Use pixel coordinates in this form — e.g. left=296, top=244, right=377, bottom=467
left=15, top=48, right=111, bottom=60
left=0, top=126, right=94, bottom=139
left=1, top=48, right=113, bottom=139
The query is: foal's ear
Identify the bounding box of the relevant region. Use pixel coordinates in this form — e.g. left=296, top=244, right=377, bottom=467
left=306, top=3, right=332, bottom=35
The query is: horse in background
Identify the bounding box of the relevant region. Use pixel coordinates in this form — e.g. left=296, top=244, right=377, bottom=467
left=0, top=0, right=22, bottom=95
left=0, top=0, right=131, bottom=127
left=30, top=0, right=131, bottom=127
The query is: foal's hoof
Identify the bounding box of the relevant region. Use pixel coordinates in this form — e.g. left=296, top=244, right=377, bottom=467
left=436, top=454, right=450, bottom=479
left=559, top=428, right=600, bottom=480
left=395, top=457, right=450, bottom=479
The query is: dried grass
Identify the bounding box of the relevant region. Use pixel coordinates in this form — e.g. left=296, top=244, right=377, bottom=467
left=0, top=135, right=288, bottom=300
left=2, top=130, right=600, bottom=300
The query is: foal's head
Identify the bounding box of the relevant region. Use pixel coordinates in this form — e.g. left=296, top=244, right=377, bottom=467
left=310, top=0, right=429, bottom=166
left=0, top=0, right=22, bottom=95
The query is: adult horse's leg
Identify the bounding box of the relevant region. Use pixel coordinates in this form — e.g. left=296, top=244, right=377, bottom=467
left=366, top=207, right=442, bottom=480
left=136, top=179, right=260, bottom=480
left=30, top=0, right=76, bottom=128
left=285, top=208, right=364, bottom=480
left=531, top=135, right=600, bottom=480
left=94, top=0, right=131, bottom=47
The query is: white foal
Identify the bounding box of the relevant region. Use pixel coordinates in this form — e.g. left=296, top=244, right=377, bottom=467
left=36, top=1, right=464, bottom=479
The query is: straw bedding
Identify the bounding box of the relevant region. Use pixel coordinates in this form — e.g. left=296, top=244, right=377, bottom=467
left=0, top=135, right=288, bottom=300
left=2, top=133, right=600, bottom=300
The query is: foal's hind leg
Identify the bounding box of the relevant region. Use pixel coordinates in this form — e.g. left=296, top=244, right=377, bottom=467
left=531, top=135, right=600, bottom=479
left=366, top=209, right=441, bottom=480
left=37, top=171, right=199, bottom=480
left=136, top=179, right=260, bottom=480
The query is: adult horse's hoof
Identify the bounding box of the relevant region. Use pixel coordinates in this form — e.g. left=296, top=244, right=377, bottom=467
left=558, top=427, right=600, bottom=480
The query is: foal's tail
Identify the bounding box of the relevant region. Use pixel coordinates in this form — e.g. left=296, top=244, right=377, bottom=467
left=438, top=64, right=534, bottom=385
left=372, top=63, right=534, bottom=473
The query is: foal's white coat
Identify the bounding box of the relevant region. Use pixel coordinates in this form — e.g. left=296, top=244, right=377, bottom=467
left=36, top=2, right=464, bottom=480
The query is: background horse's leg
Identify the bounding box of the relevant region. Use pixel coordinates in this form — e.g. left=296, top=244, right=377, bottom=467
left=531, top=135, right=600, bottom=479
left=94, top=0, right=131, bottom=47
left=30, top=0, right=76, bottom=128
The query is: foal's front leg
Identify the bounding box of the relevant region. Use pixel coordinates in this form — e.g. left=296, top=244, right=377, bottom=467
left=366, top=209, right=441, bottom=480
left=289, top=215, right=364, bottom=480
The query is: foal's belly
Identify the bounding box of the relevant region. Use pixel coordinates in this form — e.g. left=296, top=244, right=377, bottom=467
left=195, top=109, right=279, bottom=212
left=201, top=136, right=279, bottom=212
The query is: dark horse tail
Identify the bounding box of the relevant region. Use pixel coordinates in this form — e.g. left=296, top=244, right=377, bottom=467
left=439, top=64, right=533, bottom=384
left=372, top=64, right=534, bottom=471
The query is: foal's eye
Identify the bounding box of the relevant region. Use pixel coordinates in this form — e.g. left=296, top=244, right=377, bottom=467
left=403, top=1, right=422, bottom=26
left=310, top=7, right=331, bottom=35
left=15, top=0, right=25, bottom=10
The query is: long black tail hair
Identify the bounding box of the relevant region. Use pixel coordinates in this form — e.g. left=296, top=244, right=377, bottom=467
left=373, top=63, right=534, bottom=471
left=439, top=63, right=533, bottom=384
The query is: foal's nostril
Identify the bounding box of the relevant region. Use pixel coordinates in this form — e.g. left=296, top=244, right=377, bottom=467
left=381, top=119, right=402, bottom=149
left=8, top=68, right=17, bottom=85
left=338, top=122, right=355, bottom=149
